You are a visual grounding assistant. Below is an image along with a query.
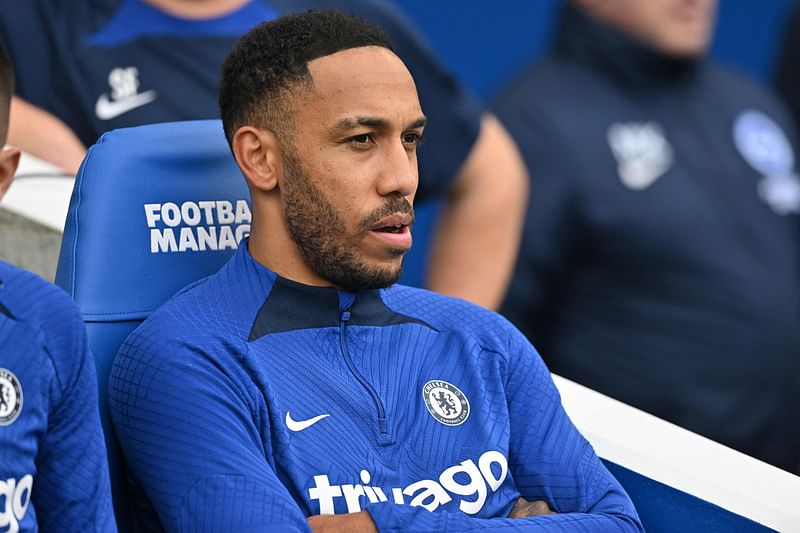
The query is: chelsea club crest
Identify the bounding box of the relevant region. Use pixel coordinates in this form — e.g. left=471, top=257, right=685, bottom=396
left=423, top=380, right=470, bottom=426
left=0, top=368, right=22, bottom=426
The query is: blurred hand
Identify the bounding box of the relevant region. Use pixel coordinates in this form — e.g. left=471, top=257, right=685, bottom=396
left=307, top=511, right=377, bottom=533
left=508, top=496, right=556, bottom=518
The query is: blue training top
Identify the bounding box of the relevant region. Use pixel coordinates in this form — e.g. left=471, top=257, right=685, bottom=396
left=0, top=260, right=116, bottom=532
left=108, top=243, right=642, bottom=532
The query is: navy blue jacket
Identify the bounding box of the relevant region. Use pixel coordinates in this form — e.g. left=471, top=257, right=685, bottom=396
left=493, top=6, right=800, bottom=472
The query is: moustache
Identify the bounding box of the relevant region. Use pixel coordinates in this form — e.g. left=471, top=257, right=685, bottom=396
left=358, top=196, right=415, bottom=233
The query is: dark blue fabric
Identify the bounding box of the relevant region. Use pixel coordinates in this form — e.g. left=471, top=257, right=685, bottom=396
left=0, top=261, right=116, bottom=532
left=602, top=462, right=773, bottom=533
left=108, top=243, right=642, bottom=531
left=493, top=6, right=800, bottom=472
left=0, top=0, right=481, bottom=201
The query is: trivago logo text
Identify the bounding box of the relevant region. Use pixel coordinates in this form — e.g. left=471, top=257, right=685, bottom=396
left=144, top=200, right=251, bottom=253
left=0, top=475, right=32, bottom=533
left=309, top=450, right=508, bottom=516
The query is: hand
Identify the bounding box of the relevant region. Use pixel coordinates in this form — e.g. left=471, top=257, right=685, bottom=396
left=508, top=496, right=556, bottom=518
left=307, top=511, right=377, bottom=533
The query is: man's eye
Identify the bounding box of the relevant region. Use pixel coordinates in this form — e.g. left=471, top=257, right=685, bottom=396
left=403, top=132, right=423, bottom=146
left=349, top=134, right=372, bottom=145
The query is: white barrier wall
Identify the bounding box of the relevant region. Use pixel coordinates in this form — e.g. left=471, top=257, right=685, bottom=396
left=555, top=375, right=800, bottom=531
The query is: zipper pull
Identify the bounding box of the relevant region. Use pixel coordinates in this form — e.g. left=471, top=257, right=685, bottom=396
left=341, top=308, right=351, bottom=322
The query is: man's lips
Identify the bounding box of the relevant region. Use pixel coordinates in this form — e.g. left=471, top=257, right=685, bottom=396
left=370, top=213, right=413, bottom=232
left=368, top=212, right=413, bottom=250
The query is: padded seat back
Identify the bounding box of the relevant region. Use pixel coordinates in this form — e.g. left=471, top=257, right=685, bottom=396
left=55, top=119, right=251, bottom=530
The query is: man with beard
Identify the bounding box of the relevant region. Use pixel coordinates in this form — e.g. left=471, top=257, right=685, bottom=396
left=108, top=10, right=642, bottom=533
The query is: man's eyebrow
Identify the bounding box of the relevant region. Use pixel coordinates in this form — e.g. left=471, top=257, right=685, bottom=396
left=409, top=116, right=427, bottom=130
left=333, top=116, right=388, bottom=132
left=331, top=115, right=427, bottom=133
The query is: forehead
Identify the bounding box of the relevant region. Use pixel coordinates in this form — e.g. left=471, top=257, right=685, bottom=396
left=300, top=46, right=422, bottom=125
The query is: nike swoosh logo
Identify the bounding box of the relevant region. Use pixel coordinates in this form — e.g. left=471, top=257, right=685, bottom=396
left=285, top=412, right=330, bottom=432
left=95, top=90, right=157, bottom=120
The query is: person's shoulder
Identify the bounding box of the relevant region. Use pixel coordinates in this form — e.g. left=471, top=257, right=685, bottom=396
left=495, top=55, right=600, bottom=104
left=704, top=62, right=784, bottom=107
left=126, top=274, right=227, bottom=345
left=0, top=261, right=90, bottom=386
left=380, top=284, right=519, bottom=345
left=119, top=265, right=259, bottom=370
left=0, top=261, right=82, bottom=328
left=702, top=62, right=797, bottom=130
left=492, top=55, right=601, bottom=137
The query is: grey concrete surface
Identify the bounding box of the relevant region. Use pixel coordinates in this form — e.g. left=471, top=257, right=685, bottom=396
left=0, top=207, right=62, bottom=281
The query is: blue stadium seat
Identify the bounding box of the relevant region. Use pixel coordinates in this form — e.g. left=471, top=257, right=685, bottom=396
left=55, top=119, right=251, bottom=530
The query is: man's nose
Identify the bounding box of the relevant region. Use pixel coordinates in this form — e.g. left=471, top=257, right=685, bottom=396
left=377, top=140, right=418, bottom=199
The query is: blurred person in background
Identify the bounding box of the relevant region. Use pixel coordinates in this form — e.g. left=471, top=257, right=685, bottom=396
left=0, top=43, right=116, bottom=532
left=0, top=0, right=527, bottom=310
left=493, top=0, right=800, bottom=473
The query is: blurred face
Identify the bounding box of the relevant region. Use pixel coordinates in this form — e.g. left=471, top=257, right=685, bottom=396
left=144, top=0, right=249, bottom=18
left=282, top=46, right=425, bottom=290
left=578, top=0, right=717, bottom=57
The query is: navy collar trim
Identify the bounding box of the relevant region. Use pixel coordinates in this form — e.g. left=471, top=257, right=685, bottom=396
left=248, top=276, right=434, bottom=341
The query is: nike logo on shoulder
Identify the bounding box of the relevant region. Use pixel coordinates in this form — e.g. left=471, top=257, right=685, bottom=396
left=285, top=412, right=330, bottom=432
left=95, top=90, right=157, bottom=120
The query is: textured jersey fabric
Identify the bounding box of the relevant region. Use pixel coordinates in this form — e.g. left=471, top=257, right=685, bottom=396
left=0, top=260, right=116, bottom=532
left=108, top=243, right=642, bottom=532
left=0, top=0, right=480, bottom=201
left=492, top=6, right=800, bottom=471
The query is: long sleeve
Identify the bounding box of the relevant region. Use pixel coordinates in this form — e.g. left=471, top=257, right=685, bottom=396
left=36, top=307, right=116, bottom=532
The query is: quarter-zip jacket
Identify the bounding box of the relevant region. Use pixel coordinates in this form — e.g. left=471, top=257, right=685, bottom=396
left=109, top=243, right=642, bottom=532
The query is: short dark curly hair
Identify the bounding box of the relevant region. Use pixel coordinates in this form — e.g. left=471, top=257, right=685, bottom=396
left=219, top=10, right=393, bottom=148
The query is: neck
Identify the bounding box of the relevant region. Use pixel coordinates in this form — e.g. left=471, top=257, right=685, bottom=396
left=247, top=206, right=335, bottom=289
left=557, top=4, right=700, bottom=90
left=143, top=0, right=249, bottom=19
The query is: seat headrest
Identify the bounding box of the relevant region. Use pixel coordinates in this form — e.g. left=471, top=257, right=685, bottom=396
left=56, top=120, right=251, bottom=321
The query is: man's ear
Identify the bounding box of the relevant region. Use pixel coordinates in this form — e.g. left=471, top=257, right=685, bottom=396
left=0, top=145, right=20, bottom=200
left=232, top=126, right=283, bottom=193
